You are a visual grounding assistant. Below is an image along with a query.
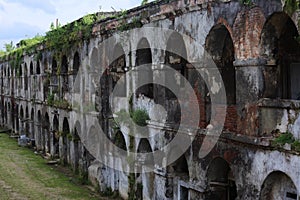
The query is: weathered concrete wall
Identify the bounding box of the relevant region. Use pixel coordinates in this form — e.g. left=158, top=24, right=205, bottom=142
left=1, top=0, right=300, bottom=199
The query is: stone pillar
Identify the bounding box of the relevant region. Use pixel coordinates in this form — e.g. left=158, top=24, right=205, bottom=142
left=234, top=58, right=265, bottom=136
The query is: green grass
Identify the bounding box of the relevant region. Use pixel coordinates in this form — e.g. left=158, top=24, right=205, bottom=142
left=0, top=133, right=100, bottom=200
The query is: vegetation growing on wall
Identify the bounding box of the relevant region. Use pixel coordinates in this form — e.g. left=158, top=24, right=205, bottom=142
left=0, top=6, right=146, bottom=62
left=272, top=132, right=300, bottom=152
left=0, top=13, right=100, bottom=60
left=284, top=0, right=299, bottom=16
left=45, top=14, right=98, bottom=51
left=131, top=109, right=150, bottom=126
left=141, top=0, right=149, bottom=5
left=241, top=0, right=253, bottom=6
left=114, top=108, right=150, bottom=127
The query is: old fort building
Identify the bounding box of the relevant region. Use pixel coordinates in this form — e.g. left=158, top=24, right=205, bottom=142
left=1, top=0, right=300, bottom=199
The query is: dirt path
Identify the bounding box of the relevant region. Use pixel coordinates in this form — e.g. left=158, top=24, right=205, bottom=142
left=0, top=133, right=103, bottom=200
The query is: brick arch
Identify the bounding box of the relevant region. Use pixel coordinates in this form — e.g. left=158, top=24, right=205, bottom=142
left=206, top=156, right=237, bottom=200
left=233, top=7, right=265, bottom=59
left=260, top=12, right=300, bottom=99
left=205, top=23, right=237, bottom=131
left=216, top=18, right=234, bottom=42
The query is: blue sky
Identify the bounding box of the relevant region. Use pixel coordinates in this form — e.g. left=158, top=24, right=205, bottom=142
left=0, top=0, right=145, bottom=51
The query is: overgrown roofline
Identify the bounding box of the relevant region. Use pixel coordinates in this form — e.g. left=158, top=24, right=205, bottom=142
left=0, top=0, right=173, bottom=61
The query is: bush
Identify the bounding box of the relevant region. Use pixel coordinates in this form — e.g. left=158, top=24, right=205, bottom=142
left=273, top=132, right=294, bottom=146
left=131, top=109, right=150, bottom=126
left=114, top=109, right=150, bottom=127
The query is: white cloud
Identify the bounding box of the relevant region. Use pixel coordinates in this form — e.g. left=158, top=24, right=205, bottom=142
left=0, top=0, right=143, bottom=51
left=6, top=0, right=56, bottom=14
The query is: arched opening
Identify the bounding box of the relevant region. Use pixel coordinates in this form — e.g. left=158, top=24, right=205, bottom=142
left=136, top=138, right=154, bottom=200
left=30, top=61, right=33, bottom=75
left=25, top=106, right=29, bottom=136
left=43, top=59, right=49, bottom=101
left=52, top=57, right=58, bottom=75
left=7, top=102, right=14, bottom=127
left=8, top=101, right=17, bottom=129
left=136, top=38, right=153, bottom=98
left=43, top=112, right=50, bottom=153
left=61, top=55, right=69, bottom=94
left=80, top=126, right=96, bottom=178
left=36, top=61, right=41, bottom=92
left=15, top=104, right=19, bottom=133
left=18, top=66, right=21, bottom=89
left=109, top=43, right=126, bottom=97
left=261, top=12, right=300, bottom=99
left=205, top=24, right=236, bottom=105
left=4, top=102, right=7, bottom=124
left=1, top=67, right=3, bottom=89
left=62, top=117, right=70, bottom=165
left=73, top=52, right=80, bottom=81
left=205, top=24, right=236, bottom=131
left=51, top=57, right=58, bottom=88
left=20, top=106, right=24, bottom=132
left=165, top=153, right=189, bottom=199
left=165, top=32, right=188, bottom=99
left=36, top=61, right=40, bottom=75
left=99, top=47, right=113, bottom=124
left=114, top=131, right=127, bottom=151
left=24, top=63, right=28, bottom=90
left=43, top=58, right=48, bottom=73
left=29, top=62, right=33, bottom=93
left=72, top=122, right=81, bottom=173
left=30, top=108, right=34, bottom=140
left=53, top=115, right=59, bottom=157
left=206, top=157, right=237, bottom=200
left=37, top=111, right=42, bottom=150
left=260, top=171, right=298, bottom=200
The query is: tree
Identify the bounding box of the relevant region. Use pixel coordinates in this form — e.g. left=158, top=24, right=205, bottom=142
left=141, top=0, right=148, bottom=5
left=4, top=41, right=15, bottom=52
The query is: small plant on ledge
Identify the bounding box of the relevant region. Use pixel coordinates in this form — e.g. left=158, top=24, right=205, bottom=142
left=114, top=108, right=150, bottom=127
left=131, top=109, right=150, bottom=126
left=271, top=131, right=300, bottom=152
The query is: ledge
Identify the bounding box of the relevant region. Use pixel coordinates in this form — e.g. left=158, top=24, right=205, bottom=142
left=233, top=58, right=267, bottom=67
left=257, top=98, right=300, bottom=109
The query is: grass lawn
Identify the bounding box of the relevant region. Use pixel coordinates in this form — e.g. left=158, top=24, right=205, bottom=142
left=0, top=132, right=101, bottom=200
